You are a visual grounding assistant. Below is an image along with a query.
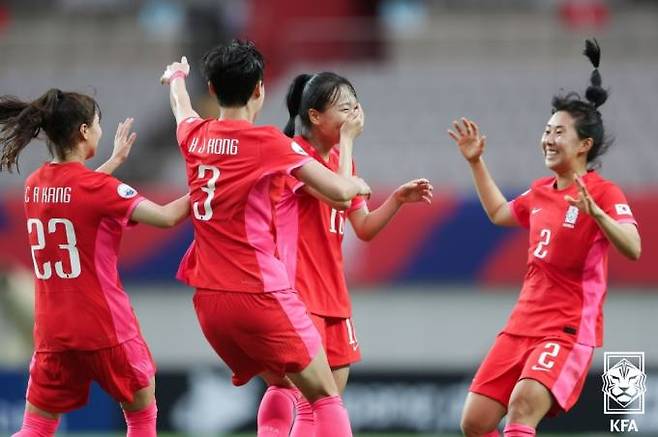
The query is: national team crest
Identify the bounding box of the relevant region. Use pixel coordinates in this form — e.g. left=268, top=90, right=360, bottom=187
left=602, top=352, right=646, bottom=415
left=563, top=205, right=579, bottom=228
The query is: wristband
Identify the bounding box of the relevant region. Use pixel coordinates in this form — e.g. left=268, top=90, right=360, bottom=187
left=170, top=70, right=188, bottom=83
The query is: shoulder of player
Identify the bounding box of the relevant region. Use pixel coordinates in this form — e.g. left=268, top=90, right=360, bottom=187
left=530, top=176, right=554, bottom=189
left=255, top=125, right=291, bottom=144
left=585, top=172, right=623, bottom=196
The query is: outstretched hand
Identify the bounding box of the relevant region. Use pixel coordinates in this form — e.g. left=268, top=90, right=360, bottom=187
left=564, top=176, right=603, bottom=218
left=394, top=178, right=433, bottom=205
left=160, top=56, right=190, bottom=84
left=111, top=118, right=137, bottom=164
left=448, top=117, right=486, bottom=163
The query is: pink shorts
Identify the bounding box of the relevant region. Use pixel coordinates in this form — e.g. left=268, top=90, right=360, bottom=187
left=27, top=336, right=156, bottom=413
left=470, top=333, right=593, bottom=415
left=311, top=314, right=361, bottom=368
left=193, top=288, right=322, bottom=386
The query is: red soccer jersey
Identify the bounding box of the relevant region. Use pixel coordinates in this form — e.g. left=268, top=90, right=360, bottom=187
left=175, top=118, right=312, bottom=292
left=275, top=136, right=365, bottom=317
left=505, top=171, right=637, bottom=347
left=23, top=162, right=145, bottom=352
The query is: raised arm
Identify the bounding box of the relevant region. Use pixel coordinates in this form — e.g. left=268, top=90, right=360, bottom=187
left=160, top=56, right=200, bottom=125
left=96, top=118, right=137, bottom=174
left=448, top=118, right=517, bottom=227
left=293, top=161, right=371, bottom=203
left=349, top=178, right=433, bottom=241
left=130, top=194, right=190, bottom=228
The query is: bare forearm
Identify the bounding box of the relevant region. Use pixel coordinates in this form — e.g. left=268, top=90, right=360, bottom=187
left=593, top=213, right=641, bottom=260
left=469, top=158, right=508, bottom=222
left=337, top=137, right=354, bottom=178
left=162, top=195, right=191, bottom=226
left=170, top=79, right=195, bottom=123
left=95, top=157, right=124, bottom=174
left=353, top=195, right=401, bottom=241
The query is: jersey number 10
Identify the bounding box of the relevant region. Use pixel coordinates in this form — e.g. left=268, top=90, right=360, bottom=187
left=27, top=218, right=81, bottom=280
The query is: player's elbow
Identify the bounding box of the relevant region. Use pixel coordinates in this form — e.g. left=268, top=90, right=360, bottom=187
left=356, top=231, right=374, bottom=242
left=628, top=245, right=641, bottom=261
left=333, top=200, right=352, bottom=211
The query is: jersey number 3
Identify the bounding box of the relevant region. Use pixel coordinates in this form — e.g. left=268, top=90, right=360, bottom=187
left=27, top=218, right=81, bottom=280
left=193, top=165, right=221, bottom=221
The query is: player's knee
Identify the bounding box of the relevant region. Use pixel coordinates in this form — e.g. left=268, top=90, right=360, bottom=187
left=507, top=393, right=535, bottom=421
left=461, top=414, right=494, bottom=437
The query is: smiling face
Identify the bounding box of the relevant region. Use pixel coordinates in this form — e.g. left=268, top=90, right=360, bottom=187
left=541, top=110, right=592, bottom=174
left=309, top=85, right=358, bottom=146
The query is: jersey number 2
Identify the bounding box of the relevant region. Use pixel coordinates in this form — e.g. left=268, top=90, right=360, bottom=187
left=533, top=228, right=551, bottom=259
left=193, top=165, right=221, bottom=221
left=27, top=218, right=81, bottom=280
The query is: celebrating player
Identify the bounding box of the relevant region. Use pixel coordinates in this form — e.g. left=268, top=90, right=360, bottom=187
left=161, top=40, right=371, bottom=437
left=0, top=89, right=190, bottom=437
left=256, top=71, right=433, bottom=436
left=448, top=40, right=641, bottom=437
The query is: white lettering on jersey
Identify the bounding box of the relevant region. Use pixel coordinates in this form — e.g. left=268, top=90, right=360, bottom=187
left=615, top=204, right=632, bottom=216
left=191, top=138, right=239, bottom=156
left=27, top=186, right=71, bottom=204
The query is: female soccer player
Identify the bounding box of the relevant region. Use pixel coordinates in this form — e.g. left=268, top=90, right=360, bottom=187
left=257, top=72, right=433, bottom=436
left=161, top=41, right=371, bottom=437
left=0, top=89, right=190, bottom=437
left=448, top=40, right=641, bottom=437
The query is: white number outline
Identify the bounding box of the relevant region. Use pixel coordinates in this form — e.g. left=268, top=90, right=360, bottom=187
left=536, top=342, right=561, bottom=369
left=329, top=208, right=345, bottom=235
left=27, top=218, right=81, bottom=280
left=533, top=228, right=551, bottom=259
left=193, top=165, right=221, bottom=221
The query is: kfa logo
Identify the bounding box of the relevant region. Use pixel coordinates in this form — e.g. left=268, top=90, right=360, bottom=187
left=562, top=205, right=579, bottom=228
left=602, top=352, right=646, bottom=433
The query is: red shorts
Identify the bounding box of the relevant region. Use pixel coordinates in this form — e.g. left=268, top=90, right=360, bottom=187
left=27, top=336, right=156, bottom=413
left=193, top=288, right=322, bottom=386
left=470, top=333, right=593, bottom=415
left=311, top=314, right=361, bottom=368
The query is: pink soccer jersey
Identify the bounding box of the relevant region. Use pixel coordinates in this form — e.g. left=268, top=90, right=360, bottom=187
left=175, top=118, right=312, bottom=292
left=23, top=162, right=145, bottom=352
left=505, top=171, right=637, bottom=346
left=275, top=135, right=365, bottom=318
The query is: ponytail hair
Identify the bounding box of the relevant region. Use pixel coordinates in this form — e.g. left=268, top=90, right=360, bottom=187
left=583, top=38, right=608, bottom=108
left=551, top=38, right=611, bottom=166
left=284, top=74, right=314, bottom=137
left=0, top=89, right=99, bottom=172
left=282, top=72, right=357, bottom=138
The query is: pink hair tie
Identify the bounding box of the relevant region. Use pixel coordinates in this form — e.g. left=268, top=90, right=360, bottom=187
left=170, top=70, right=188, bottom=83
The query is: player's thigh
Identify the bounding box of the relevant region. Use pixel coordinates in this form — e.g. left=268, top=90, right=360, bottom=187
left=121, top=377, right=156, bottom=412
left=287, top=348, right=339, bottom=403
left=461, top=392, right=506, bottom=436
left=332, top=365, right=350, bottom=394
left=260, top=371, right=295, bottom=389
left=25, top=402, right=61, bottom=420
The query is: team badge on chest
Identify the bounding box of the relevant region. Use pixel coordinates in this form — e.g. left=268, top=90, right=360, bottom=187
left=563, top=205, right=579, bottom=228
